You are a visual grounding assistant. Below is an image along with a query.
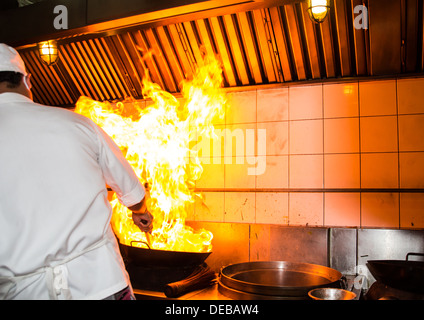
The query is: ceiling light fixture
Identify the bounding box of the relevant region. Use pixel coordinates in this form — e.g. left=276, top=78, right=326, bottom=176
left=307, top=0, right=330, bottom=24
left=37, top=40, right=59, bottom=66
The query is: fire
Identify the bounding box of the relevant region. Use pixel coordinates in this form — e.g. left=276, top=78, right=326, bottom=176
left=75, top=55, right=226, bottom=253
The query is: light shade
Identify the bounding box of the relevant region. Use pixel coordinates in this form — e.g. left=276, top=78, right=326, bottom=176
left=37, top=40, right=59, bottom=66
left=307, top=0, right=330, bottom=24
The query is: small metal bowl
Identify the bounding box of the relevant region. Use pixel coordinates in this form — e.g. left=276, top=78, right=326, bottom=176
left=308, top=288, right=356, bottom=300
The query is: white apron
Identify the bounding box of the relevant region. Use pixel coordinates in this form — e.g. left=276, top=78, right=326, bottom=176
left=0, top=237, right=108, bottom=300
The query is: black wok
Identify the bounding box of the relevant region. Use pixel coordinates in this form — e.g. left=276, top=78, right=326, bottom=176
left=118, top=241, right=211, bottom=268
left=367, top=253, right=424, bottom=293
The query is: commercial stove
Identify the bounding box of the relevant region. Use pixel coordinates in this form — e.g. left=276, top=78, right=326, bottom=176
left=126, top=255, right=362, bottom=300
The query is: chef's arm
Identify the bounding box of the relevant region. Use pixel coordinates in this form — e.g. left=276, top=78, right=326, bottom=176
left=92, top=121, right=154, bottom=232
left=128, top=197, right=147, bottom=214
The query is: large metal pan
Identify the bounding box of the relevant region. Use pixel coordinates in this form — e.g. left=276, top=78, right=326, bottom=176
left=219, top=261, right=343, bottom=298
left=367, top=253, right=424, bottom=293
left=119, top=241, right=211, bottom=268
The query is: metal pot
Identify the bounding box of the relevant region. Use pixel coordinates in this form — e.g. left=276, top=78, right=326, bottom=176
left=308, top=288, right=356, bottom=300
left=367, top=252, right=424, bottom=293
left=119, top=241, right=212, bottom=268
left=219, top=261, right=344, bottom=299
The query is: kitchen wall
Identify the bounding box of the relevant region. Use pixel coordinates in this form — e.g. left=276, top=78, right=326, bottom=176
left=110, top=75, right=424, bottom=274
left=189, top=76, right=424, bottom=230
left=186, top=221, right=424, bottom=278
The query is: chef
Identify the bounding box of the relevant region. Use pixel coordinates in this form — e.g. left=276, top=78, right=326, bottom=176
left=0, top=43, right=153, bottom=300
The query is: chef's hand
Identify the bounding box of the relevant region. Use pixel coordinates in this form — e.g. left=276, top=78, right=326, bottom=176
left=132, top=210, right=154, bottom=233
left=128, top=197, right=154, bottom=233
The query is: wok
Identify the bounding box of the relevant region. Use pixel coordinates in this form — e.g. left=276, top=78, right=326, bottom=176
left=118, top=241, right=211, bottom=268
left=367, top=253, right=424, bottom=294
left=219, top=261, right=343, bottom=298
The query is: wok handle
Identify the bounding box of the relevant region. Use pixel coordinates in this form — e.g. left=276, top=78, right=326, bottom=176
left=406, top=252, right=424, bottom=261
left=130, top=240, right=151, bottom=249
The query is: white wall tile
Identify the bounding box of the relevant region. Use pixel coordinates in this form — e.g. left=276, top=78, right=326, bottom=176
left=324, top=193, right=360, bottom=227
left=196, top=161, right=225, bottom=189
left=361, top=193, right=399, bottom=228
left=257, top=87, right=288, bottom=122
left=400, top=193, right=424, bottom=229
left=360, top=116, right=398, bottom=152
left=289, top=85, right=323, bottom=120
left=289, top=155, right=323, bottom=188
left=399, top=152, right=424, bottom=188
left=256, top=193, right=288, bottom=225
left=398, top=114, right=424, bottom=152
left=289, top=193, right=323, bottom=226
left=324, top=118, right=359, bottom=153
left=226, top=90, right=257, bottom=124
left=257, top=121, right=288, bottom=155
left=359, top=80, right=397, bottom=116
left=225, top=157, right=256, bottom=189
left=225, top=123, right=256, bottom=158
left=192, top=77, right=424, bottom=230
left=256, top=155, right=288, bottom=189
left=224, top=192, right=255, bottom=223
left=397, top=78, right=424, bottom=115
left=361, top=153, right=399, bottom=188
left=324, top=154, right=360, bottom=188
left=194, top=192, right=225, bottom=222
left=324, top=82, right=359, bottom=118
left=289, top=119, right=323, bottom=154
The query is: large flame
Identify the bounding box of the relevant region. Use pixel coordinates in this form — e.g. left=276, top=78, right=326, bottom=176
left=75, top=56, right=226, bottom=253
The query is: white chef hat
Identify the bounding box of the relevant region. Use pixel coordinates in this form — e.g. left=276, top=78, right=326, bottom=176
left=0, top=43, right=27, bottom=76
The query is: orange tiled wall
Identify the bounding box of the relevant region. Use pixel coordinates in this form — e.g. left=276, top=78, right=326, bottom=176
left=191, top=77, right=424, bottom=229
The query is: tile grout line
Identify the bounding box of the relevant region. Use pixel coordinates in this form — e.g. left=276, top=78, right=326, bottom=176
left=358, top=81, right=363, bottom=228
left=396, top=79, right=401, bottom=229
left=322, top=84, right=325, bottom=227
left=287, top=86, right=291, bottom=226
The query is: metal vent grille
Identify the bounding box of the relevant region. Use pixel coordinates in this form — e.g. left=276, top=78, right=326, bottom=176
left=18, top=0, right=424, bottom=107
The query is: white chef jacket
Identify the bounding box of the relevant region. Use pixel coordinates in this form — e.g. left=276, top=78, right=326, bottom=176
left=0, top=93, right=145, bottom=299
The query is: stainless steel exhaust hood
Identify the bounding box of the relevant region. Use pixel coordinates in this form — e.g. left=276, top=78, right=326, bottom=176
left=1, top=0, right=423, bottom=107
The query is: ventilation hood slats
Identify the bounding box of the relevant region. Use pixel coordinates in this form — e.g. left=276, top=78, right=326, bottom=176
left=2, top=0, right=421, bottom=107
